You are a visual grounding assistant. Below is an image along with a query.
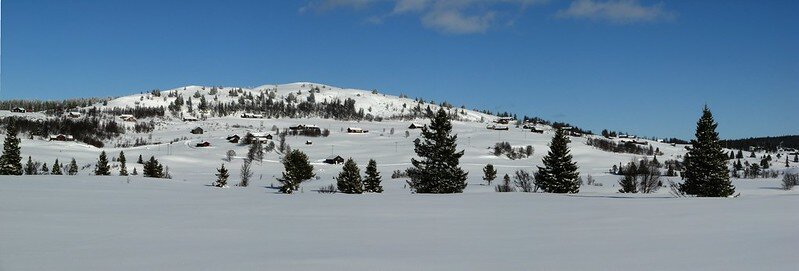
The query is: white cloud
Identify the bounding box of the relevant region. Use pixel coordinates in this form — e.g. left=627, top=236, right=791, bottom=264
left=555, top=0, right=675, bottom=24
left=301, top=0, right=549, bottom=34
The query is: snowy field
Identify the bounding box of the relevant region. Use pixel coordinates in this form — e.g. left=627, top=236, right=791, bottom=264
left=1, top=177, right=797, bottom=270
left=1, top=84, right=798, bottom=270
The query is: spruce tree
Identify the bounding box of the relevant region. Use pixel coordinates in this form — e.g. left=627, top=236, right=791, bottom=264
left=132, top=167, right=138, bottom=175
left=337, top=158, right=363, bottom=194
left=24, top=156, right=36, bottom=175
left=786, top=156, right=790, bottom=168
left=483, top=164, right=497, bottom=186
left=534, top=128, right=580, bottom=193
left=736, top=150, right=743, bottom=159
left=278, top=150, right=315, bottom=193
left=407, top=108, right=468, bottom=193
left=794, top=153, right=798, bottom=163
left=0, top=117, right=23, bottom=175
left=239, top=159, right=253, bottom=187
left=680, top=106, right=735, bottom=197
left=214, top=164, right=229, bottom=187
left=137, top=154, right=144, bottom=164
left=143, top=156, right=163, bottom=178
left=94, top=151, right=111, bottom=175
left=68, top=158, right=78, bottom=175
left=52, top=159, right=62, bottom=175
left=118, top=151, right=128, bottom=176
left=41, top=163, right=49, bottom=175
left=618, top=162, right=638, bottom=193
left=363, top=159, right=383, bottom=193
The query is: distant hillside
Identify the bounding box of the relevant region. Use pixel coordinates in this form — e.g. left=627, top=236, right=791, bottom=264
left=721, top=135, right=799, bottom=151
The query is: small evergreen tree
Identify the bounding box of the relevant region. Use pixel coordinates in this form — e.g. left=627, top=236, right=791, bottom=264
left=618, top=162, right=638, bottom=193
left=482, top=164, right=497, bottom=186
left=131, top=167, right=138, bottom=175
left=41, top=163, right=49, bottom=175
left=363, top=159, right=383, bottom=193
left=494, top=174, right=515, bottom=192
left=794, top=153, right=798, bottom=163
left=51, top=159, right=62, bottom=175
left=24, top=156, right=36, bottom=175
left=407, top=108, right=468, bottom=193
left=68, top=158, right=78, bottom=175
left=278, top=150, right=315, bottom=193
left=214, top=164, right=229, bottom=187
left=239, top=159, right=253, bottom=187
left=118, top=151, right=128, bottom=176
left=680, top=106, right=734, bottom=197
left=94, top=151, right=111, bottom=175
left=736, top=150, right=743, bottom=159
left=0, top=117, right=23, bottom=175
left=534, top=128, right=580, bottom=193
left=143, top=156, right=163, bottom=178
left=337, top=158, right=363, bottom=194
left=786, top=156, right=790, bottom=168
left=761, top=158, right=770, bottom=169
left=137, top=154, right=144, bottom=164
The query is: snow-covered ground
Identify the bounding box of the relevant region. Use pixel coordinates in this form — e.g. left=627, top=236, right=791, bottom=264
left=1, top=84, right=798, bottom=270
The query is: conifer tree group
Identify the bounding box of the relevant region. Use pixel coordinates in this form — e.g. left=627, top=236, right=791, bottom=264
left=679, top=106, right=735, bottom=197
left=143, top=156, right=164, bottom=178
left=534, top=128, right=580, bottom=193
left=407, top=108, right=468, bottom=193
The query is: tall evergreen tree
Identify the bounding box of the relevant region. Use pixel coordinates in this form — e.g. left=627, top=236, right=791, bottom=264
left=483, top=164, right=497, bottom=186
left=363, top=159, right=383, bottom=193
left=337, top=158, right=363, bottom=194
left=68, top=158, right=78, bottom=175
left=94, top=151, right=111, bottom=175
left=238, top=159, right=253, bottom=187
left=0, top=117, right=23, bottom=175
left=51, top=159, right=62, bottom=175
left=278, top=150, right=315, bottom=193
left=118, top=151, right=128, bottom=176
left=736, top=150, right=744, bottom=159
left=407, top=108, right=468, bottom=193
left=534, top=128, right=580, bottom=193
left=794, top=153, right=798, bottom=163
left=786, top=156, right=790, bottom=168
left=680, top=106, right=735, bottom=197
left=214, top=164, right=229, bottom=187
left=24, top=156, right=36, bottom=175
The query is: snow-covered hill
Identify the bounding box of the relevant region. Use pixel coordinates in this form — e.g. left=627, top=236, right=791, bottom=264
left=102, top=82, right=495, bottom=122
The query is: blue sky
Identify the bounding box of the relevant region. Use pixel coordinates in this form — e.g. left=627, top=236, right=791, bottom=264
left=1, top=0, right=797, bottom=139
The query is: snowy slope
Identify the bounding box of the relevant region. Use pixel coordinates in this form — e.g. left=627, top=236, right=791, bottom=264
left=102, top=82, right=494, bottom=122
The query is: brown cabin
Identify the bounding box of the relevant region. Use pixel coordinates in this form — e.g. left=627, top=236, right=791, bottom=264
left=324, top=155, right=345, bottom=165
left=191, top=127, right=204, bottom=134
left=195, top=141, right=211, bottom=147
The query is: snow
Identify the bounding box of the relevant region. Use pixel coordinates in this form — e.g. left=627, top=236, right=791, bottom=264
left=1, top=177, right=797, bottom=270
left=1, top=82, right=798, bottom=270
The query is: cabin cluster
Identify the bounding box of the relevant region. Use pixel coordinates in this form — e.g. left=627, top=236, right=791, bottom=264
left=289, top=124, right=322, bottom=136
left=347, top=127, right=369, bottom=134
left=118, top=114, right=137, bottom=122
left=243, top=132, right=273, bottom=144
left=240, top=113, right=264, bottom=119
left=49, top=134, right=75, bottom=141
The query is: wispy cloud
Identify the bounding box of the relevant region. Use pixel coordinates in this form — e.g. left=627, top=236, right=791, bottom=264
left=301, top=0, right=549, bottom=34
left=555, top=0, right=675, bottom=24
